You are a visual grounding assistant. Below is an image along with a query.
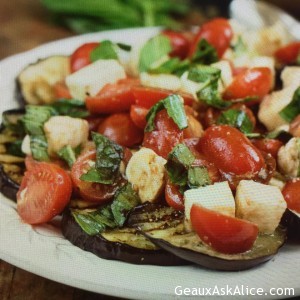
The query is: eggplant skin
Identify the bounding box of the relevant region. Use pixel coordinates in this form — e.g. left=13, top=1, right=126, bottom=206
left=281, top=209, right=300, bottom=240
left=61, top=209, right=187, bottom=266
left=0, top=164, right=19, bottom=201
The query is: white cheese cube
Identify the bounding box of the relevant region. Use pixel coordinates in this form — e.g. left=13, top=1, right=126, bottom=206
left=211, top=60, right=233, bottom=90
left=281, top=66, right=300, bottom=88
left=44, top=116, right=89, bottom=156
left=235, top=180, right=287, bottom=234
left=140, top=72, right=182, bottom=92
left=126, top=148, right=166, bottom=203
left=65, top=59, right=126, bottom=100
left=180, top=71, right=203, bottom=100
left=184, top=181, right=235, bottom=231
left=21, top=135, right=32, bottom=156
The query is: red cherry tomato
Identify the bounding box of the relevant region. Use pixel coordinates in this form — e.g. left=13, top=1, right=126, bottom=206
left=143, top=109, right=183, bottom=159
left=190, top=204, right=258, bottom=254
left=98, top=113, right=143, bottom=147
left=198, top=125, right=265, bottom=175
left=223, top=67, right=272, bottom=102
left=133, top=86, right=193, bottom=109
left=53, top=81, right=72, bottom=99
left=86, top=79, right=139, bottom=114
left=85, top=116, right=104, bottom=133
left=71, top=148, right=121, bottom=202
left=275, top=42, right=300, bottom=65
left=161, top=30, right=190, bottom=59
left=251, top=138, right=283, bottom=159
left=282, top=179, right=300, bottom=213
left=70, top=42, right=99, bottom=73
left=130, top=105, right=149, bottom=129
left=165, top=180, right=184, bottom=211
left=17, top=162, right=72, bottom=224
left=189, top=18, right=233, bottom=58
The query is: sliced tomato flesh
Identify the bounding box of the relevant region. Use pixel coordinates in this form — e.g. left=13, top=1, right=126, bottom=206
left=190, top=204, right=258, bottom=254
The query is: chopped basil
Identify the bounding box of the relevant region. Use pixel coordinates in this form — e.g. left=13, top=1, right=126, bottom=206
left=80, top=132, right=123, bottom=184
left=139, top=35, right=172, bottom=73
left=145, top=94, right=187, bottom=132
left=7, top=140, right=25, bottom=157
left=111, top=183, right=140, bottom=227
left=188, top=65, right=221, bottom=83
left=217, top=109, right=254, bottom=134
left=116, top=43, right=131, bottom=52
left=30, top=135, right=49, bottom=161
left=191, top=39, right=218, bottom=65
left=90, top=40, right=118, bottom=62
left=51, top=99, right=89, bottom=118
left=149, top=57, right=190, bottom=76
left=279, top=87, right=300, bottom=122
left=57, top=145, right=77, bottom=168
left=266, top=129, right=293, bottom=143
left=165, top=144, right=211, bottom=192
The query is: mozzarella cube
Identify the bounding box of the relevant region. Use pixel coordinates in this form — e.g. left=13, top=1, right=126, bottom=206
left=126, top=148, right=166, bottom=203
left=180, top=71, right=203, bottom=99
left=281, top=66, right=300, bottom=88
left=140, top=72, right=182, bottom=92
left=44, top=116, right=89, bottom=156
left=235, top=180, right=287, bottom=234
left=184, top=181, right=235, bottom=231
left=66, top=59, right=126, bottom=100
left=277, top=138, right=300, bottom=178
left=211, top=60, right=233, bottom=90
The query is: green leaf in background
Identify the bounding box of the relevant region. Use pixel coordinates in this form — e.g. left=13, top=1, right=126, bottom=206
left=90, top=40, right=118, bottom=62
left=145, top=94, right=187, bottom=132
left=149, top=58, right=190, bottom=76
left=57, top=145, right=77, bottom=168
left=51, top=99, right=89, bottom=118
left=139, top=35, right=172, bottom=73
left=217, top=109, right=254, bottom=134
left=191, top=39, right=218, bottom=65
left=279, top=87, right=300, bottom=122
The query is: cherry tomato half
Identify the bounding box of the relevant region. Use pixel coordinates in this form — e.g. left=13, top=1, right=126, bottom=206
left=98, top=113, right=143, bottom=147
left=17, top=162, right=72, bottom=224
left=282, top=179, right=300, bottom=213
left=86, top=79, right=139, bottom=114
left=130, top=105, right=149, bottom=130
left=275, top=42, right=300, bottom=65
left=143, top=109, right=184, bottom=159
left=70, top=42, right=99, bottom=73
left=223, top=67, right=272, bottom=102
left=190, top=204, right=258, bottom=254
left=165, top=180, right=184, bottom=211
left=251, top=138, right=283, bottom=159
left=71, top=148, right=121, bottom=202
left=198, top=125, right=265, bottom=175
left=161, top=30, right=190, bottom=59
left=189, top=18, right=233, bottom=58
left=133, top=86, right=194, bottom=109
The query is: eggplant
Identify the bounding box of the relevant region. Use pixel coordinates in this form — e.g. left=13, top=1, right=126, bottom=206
left=281, top=209, right=300, bottom=240
left=61, top=207, right=187, bottom=265
left=132, top=205, right=286, bottom=271
left=16, top=56, right=70, bottom=105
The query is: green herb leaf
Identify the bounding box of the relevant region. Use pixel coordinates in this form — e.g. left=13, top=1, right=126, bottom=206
left=30, top=135, right=49, bottom=162
left=191, top=39, right=218, bottom=65
left=188, top=166, right=211, bottom=188
left=7, top=140, right=25, bottom=157
left=90, top=40, right=118, bottom=62
left=57, top=145, right=77, bottom=168
left=145, top=94, right=187, bottom=132
left=149, top=58, right=190, bottom=76
left=139, top=35, right=172, bottom=73
left=217, top=109, right=254, bottom=133
left=111, top=183, right=140, bottom=226
left=188, top=65, right=221, bottom=83
left=117, top=43, right=132, bottom=51
left=167, top=143, right=195, bottom=168
left=80, top=132, right=123, bottom=184
left=279, top=87, right=300, bottom=122
left=51, top=99, right=89, bottom=118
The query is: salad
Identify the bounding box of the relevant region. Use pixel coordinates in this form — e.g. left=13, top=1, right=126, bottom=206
left=1, top=17, right=300, bottom=271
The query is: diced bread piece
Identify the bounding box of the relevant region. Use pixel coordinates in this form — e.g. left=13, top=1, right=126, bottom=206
left=235, top=180, right=287, bottom=234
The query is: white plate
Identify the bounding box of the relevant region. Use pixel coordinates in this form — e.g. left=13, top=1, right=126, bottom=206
left=0, top=28, right=299, bottom=300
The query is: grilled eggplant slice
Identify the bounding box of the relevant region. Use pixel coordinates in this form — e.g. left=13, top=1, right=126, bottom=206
left=61, top=206, right=187, bottom=265
left=281, top=209, right=300, bottom=240
left=133, top=206, right=286, bottom=271
left=16, top=56, right=70, bottom=105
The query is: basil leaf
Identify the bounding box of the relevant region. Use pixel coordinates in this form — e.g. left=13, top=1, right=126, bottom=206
left=197, top=79, right=231, bottom=109
left=72, top=206, right=116, bottom=236
left=116, top=43, right=131, bottom=51
left=145, top=94, right=188, bottom=132
left=149, top=58, right=190, bottom=77
left=30, top=135, right=49, bottom=162
left=167, top=143, right=195, bottom=168
left=81, top=132, right=123, bottom=184
left=57, top=145, right=77, bottom=168
left=111, top=183, right=140, bottom=227
left=90, top=40, right=118, bottom=62
left=217, top=109, right=254, bottom=134
left=191, top=39, right=218, bottom=65
left=188, top=65, right=221, bottom=83
left=7, top=140, right=25, bottom=157
left=51, top=99, right=89, bottom=118
left=188, top=166, right=211, bottom=188
left=139, top=35, right=172, bottom=72
left=165, top=160, right=188, bottom=187
left=279, top=87, right=300, bottom=122
left=266, top=129, right=293, bottom=143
